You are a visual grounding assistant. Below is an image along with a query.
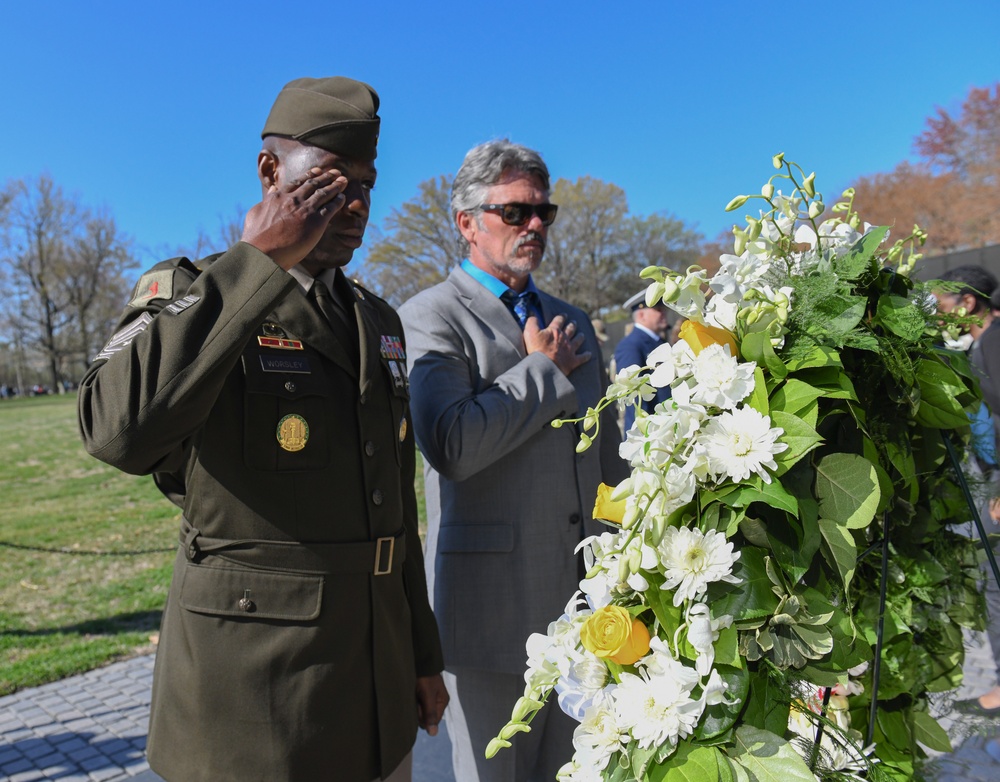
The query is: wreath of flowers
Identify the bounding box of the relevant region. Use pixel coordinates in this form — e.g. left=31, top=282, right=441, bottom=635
left=489, top=155, right=987, bottom=781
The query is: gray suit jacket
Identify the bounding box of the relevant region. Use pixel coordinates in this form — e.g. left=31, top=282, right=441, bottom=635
left=399, top=266, right=626, bottom=674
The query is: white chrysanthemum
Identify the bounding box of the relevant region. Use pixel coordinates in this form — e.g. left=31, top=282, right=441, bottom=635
left=686, top=343, right=755, bottom=410
left=613, top=656, right=702, bottom=749
left=699, top=406, right=788, bottom=484
left=658, top=527, right=741, bottom=606
left=572, top=702, right=627, bottom=770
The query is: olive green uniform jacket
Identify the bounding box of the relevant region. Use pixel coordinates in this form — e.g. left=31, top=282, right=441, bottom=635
left=78, top=243, right=443, bottom=782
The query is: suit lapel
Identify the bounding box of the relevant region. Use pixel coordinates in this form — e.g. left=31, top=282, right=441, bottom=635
left=271, top=287, right=358, bottom=379
left=449, top=267, right=525, bottom=356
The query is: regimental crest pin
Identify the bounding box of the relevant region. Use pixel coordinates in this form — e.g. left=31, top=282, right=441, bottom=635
left=276, top=414, right=309, bottom=452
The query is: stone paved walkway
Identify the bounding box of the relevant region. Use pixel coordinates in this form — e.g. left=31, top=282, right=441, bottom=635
left=2, top=637, right=1000, bottom=781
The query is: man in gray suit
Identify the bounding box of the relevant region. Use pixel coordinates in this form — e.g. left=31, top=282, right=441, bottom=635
left=399, top=140, right=626, bottom=782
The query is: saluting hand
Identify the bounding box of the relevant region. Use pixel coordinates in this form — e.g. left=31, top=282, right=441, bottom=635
left=524, top=314, right=591, bottom=377
left=241, top=166, right=348, bottom=271
left=415, top=674, right=449, bottom=736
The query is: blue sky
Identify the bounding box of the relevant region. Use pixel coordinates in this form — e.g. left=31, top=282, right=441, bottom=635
left=3, top=1, right=998, bottom=272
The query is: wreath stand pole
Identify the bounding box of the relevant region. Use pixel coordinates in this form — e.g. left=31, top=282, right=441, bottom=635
left=942, top=432, right=1000, bottom=591
left=865, top=511, right=892, bottom=748
left=862, top=435, right=1000, bottom=749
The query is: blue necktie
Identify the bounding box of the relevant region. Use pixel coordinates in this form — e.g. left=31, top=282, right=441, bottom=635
left=501, top=290, right=541, bottom=329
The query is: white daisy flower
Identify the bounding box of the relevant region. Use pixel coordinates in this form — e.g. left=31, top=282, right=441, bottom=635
left=571, top=702, right=627, bottom=770
left=699, top=406, right=788, bottom=484
left=613, top=655, right=702, bottom=749
left=658, top=527, right=741, bottom=606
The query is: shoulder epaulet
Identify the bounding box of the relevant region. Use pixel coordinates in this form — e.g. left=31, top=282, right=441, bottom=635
left=128, top=255, right=217, bottom=308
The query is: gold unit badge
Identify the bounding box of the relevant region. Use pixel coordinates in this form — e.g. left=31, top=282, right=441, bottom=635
left=276, top=414, right=309, bottom=452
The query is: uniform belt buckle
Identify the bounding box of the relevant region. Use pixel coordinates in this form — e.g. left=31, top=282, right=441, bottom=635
left=374, top=537, right=394, bottom=576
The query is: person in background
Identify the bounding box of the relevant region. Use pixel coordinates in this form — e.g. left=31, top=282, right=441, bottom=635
left=399, top=139, right=627, bottom=782
left=935, top=265, right=1000, bottom=718
left=77, top=76, right=446, bottom=782
left=613, top=290, right=672, bottom=436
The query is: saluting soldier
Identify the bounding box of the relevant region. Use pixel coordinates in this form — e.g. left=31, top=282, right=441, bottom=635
left=77, top=76, right=447, bottom=782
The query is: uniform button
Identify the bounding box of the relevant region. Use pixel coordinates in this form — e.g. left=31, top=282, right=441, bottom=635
left=372, top=489, right=384, bottom=506
left=365, top=441, right=376, bottom=456
left=284, top=381, right=297, bottom=393
left=569, top=513, right=582, bottom=525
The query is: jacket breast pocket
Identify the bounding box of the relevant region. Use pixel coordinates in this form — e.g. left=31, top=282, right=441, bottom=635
left=242, top=351, right=331, bottom=472
left=179, top=560, right=323, bottom=621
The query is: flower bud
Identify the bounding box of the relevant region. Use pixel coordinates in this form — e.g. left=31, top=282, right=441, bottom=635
left=660, top=278, right=679, bottom=303
left=802, top=173, right=816, bottom=197
left=842, top=187, right=855, bottom=199
left=733, top=227, right=747, bottom=256
left=808, top=201, right=824, bottom=219
left=512, top=695, right=545, bottom=722
left=485, top=738, right=512, bottom=758
left=639, top=265, right=662, bottom=280
left=550, top=419, right=564, bottom=429
left=761, top=183, right=774, bottom=199
left=575, top=434, right=593, bottom=454
left=646, top=281, right=665, bottom=306
left=583, top=409, right=598, bottom=431
left=726, top=195, right=749, bottom=212
left=746, top=216, right=762, bottom=242
left=772, top=152, right=785, bottom=169
left=500, top=723, right=531, bottom=740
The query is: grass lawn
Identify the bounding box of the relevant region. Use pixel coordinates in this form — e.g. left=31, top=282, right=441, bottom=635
left=0, top=393, right=427, bottom=696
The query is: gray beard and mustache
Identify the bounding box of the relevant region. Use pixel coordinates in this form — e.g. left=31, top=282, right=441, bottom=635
left=506, top=232, right=546, bottom=274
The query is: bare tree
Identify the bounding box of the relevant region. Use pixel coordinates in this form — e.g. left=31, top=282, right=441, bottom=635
left=63, top=211, right=136, bottom=373
left=361, top=175, right=462, bottom=306
left=0, top=175, right=81, bottom=390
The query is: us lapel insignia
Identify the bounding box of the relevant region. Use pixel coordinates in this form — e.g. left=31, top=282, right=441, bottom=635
left=276, top=414, right=309, bottom=452
left=262, top=322, right=287, bottom=337
left=399, top=416, right=408, bottom=443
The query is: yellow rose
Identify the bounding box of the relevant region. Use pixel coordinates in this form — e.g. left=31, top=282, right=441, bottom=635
left=580, top=605, right=651, bottom=665
left=678, top=320, right=738, bottom=357
left=592, top=483, right=626, bottom=525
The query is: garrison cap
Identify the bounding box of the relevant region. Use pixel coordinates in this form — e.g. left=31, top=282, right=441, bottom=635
left=262, top=76, right=380, bottom=160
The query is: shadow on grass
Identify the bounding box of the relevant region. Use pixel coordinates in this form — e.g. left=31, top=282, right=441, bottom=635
left=4, top=610, right=163, bottom=638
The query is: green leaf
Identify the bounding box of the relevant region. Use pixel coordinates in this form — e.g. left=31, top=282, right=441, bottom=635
left=813, top=296, right=866, bottom=338
left=741, top=330, right=788, bottom=378
left=731, top=726, right=818, bottom=782
left=818, top=518, right=857, bottom=590
left=914, top=358, right=973, bottom=429
left=784, top=345, right=842, bottom=372
left=769, top=378, right=823, bottom=417
left=814, top=453, right=881, bottom=529
left=770, top=410, right=823, bottom=476
left=709, top=547, right=780, bottom=623
left=912, top=710, right=952, bottom=752
left=838, top=225, right=889, bottom=280
left=723, top=478, right=799, bottom=516
left=876, top=294, right=927, bottom=342
left=650, top=743, right=731, bottom=782
left=747, top=366, right=770, bottom=416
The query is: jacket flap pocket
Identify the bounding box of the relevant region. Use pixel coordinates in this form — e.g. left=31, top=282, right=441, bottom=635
left=179, top=562, right=323, bottom=620
left=437, top=523, right=514, bottom=553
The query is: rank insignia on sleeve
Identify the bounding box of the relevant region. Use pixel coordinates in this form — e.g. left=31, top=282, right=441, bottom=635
left=379, top=335, right=405, bottom=360
left=94, top=313, right=154, bottom=362
left=258, top=336, right=304, bottom=350
left=128, top=270, right=174, bottom=307
left=164, top=295, right=200, bottom=315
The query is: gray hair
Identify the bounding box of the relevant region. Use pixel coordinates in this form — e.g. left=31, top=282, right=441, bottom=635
left=451, top=139, right=551, bottom=254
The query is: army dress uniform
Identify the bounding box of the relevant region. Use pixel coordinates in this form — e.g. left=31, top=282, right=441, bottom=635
left=78, top=242, right=442, bottom=781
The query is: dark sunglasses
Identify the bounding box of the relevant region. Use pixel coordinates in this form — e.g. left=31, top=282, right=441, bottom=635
left=479, top=202, right=559, bottom=226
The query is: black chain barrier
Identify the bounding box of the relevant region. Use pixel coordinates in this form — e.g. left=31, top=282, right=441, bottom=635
left=0, top=539, right=174, bottom=556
